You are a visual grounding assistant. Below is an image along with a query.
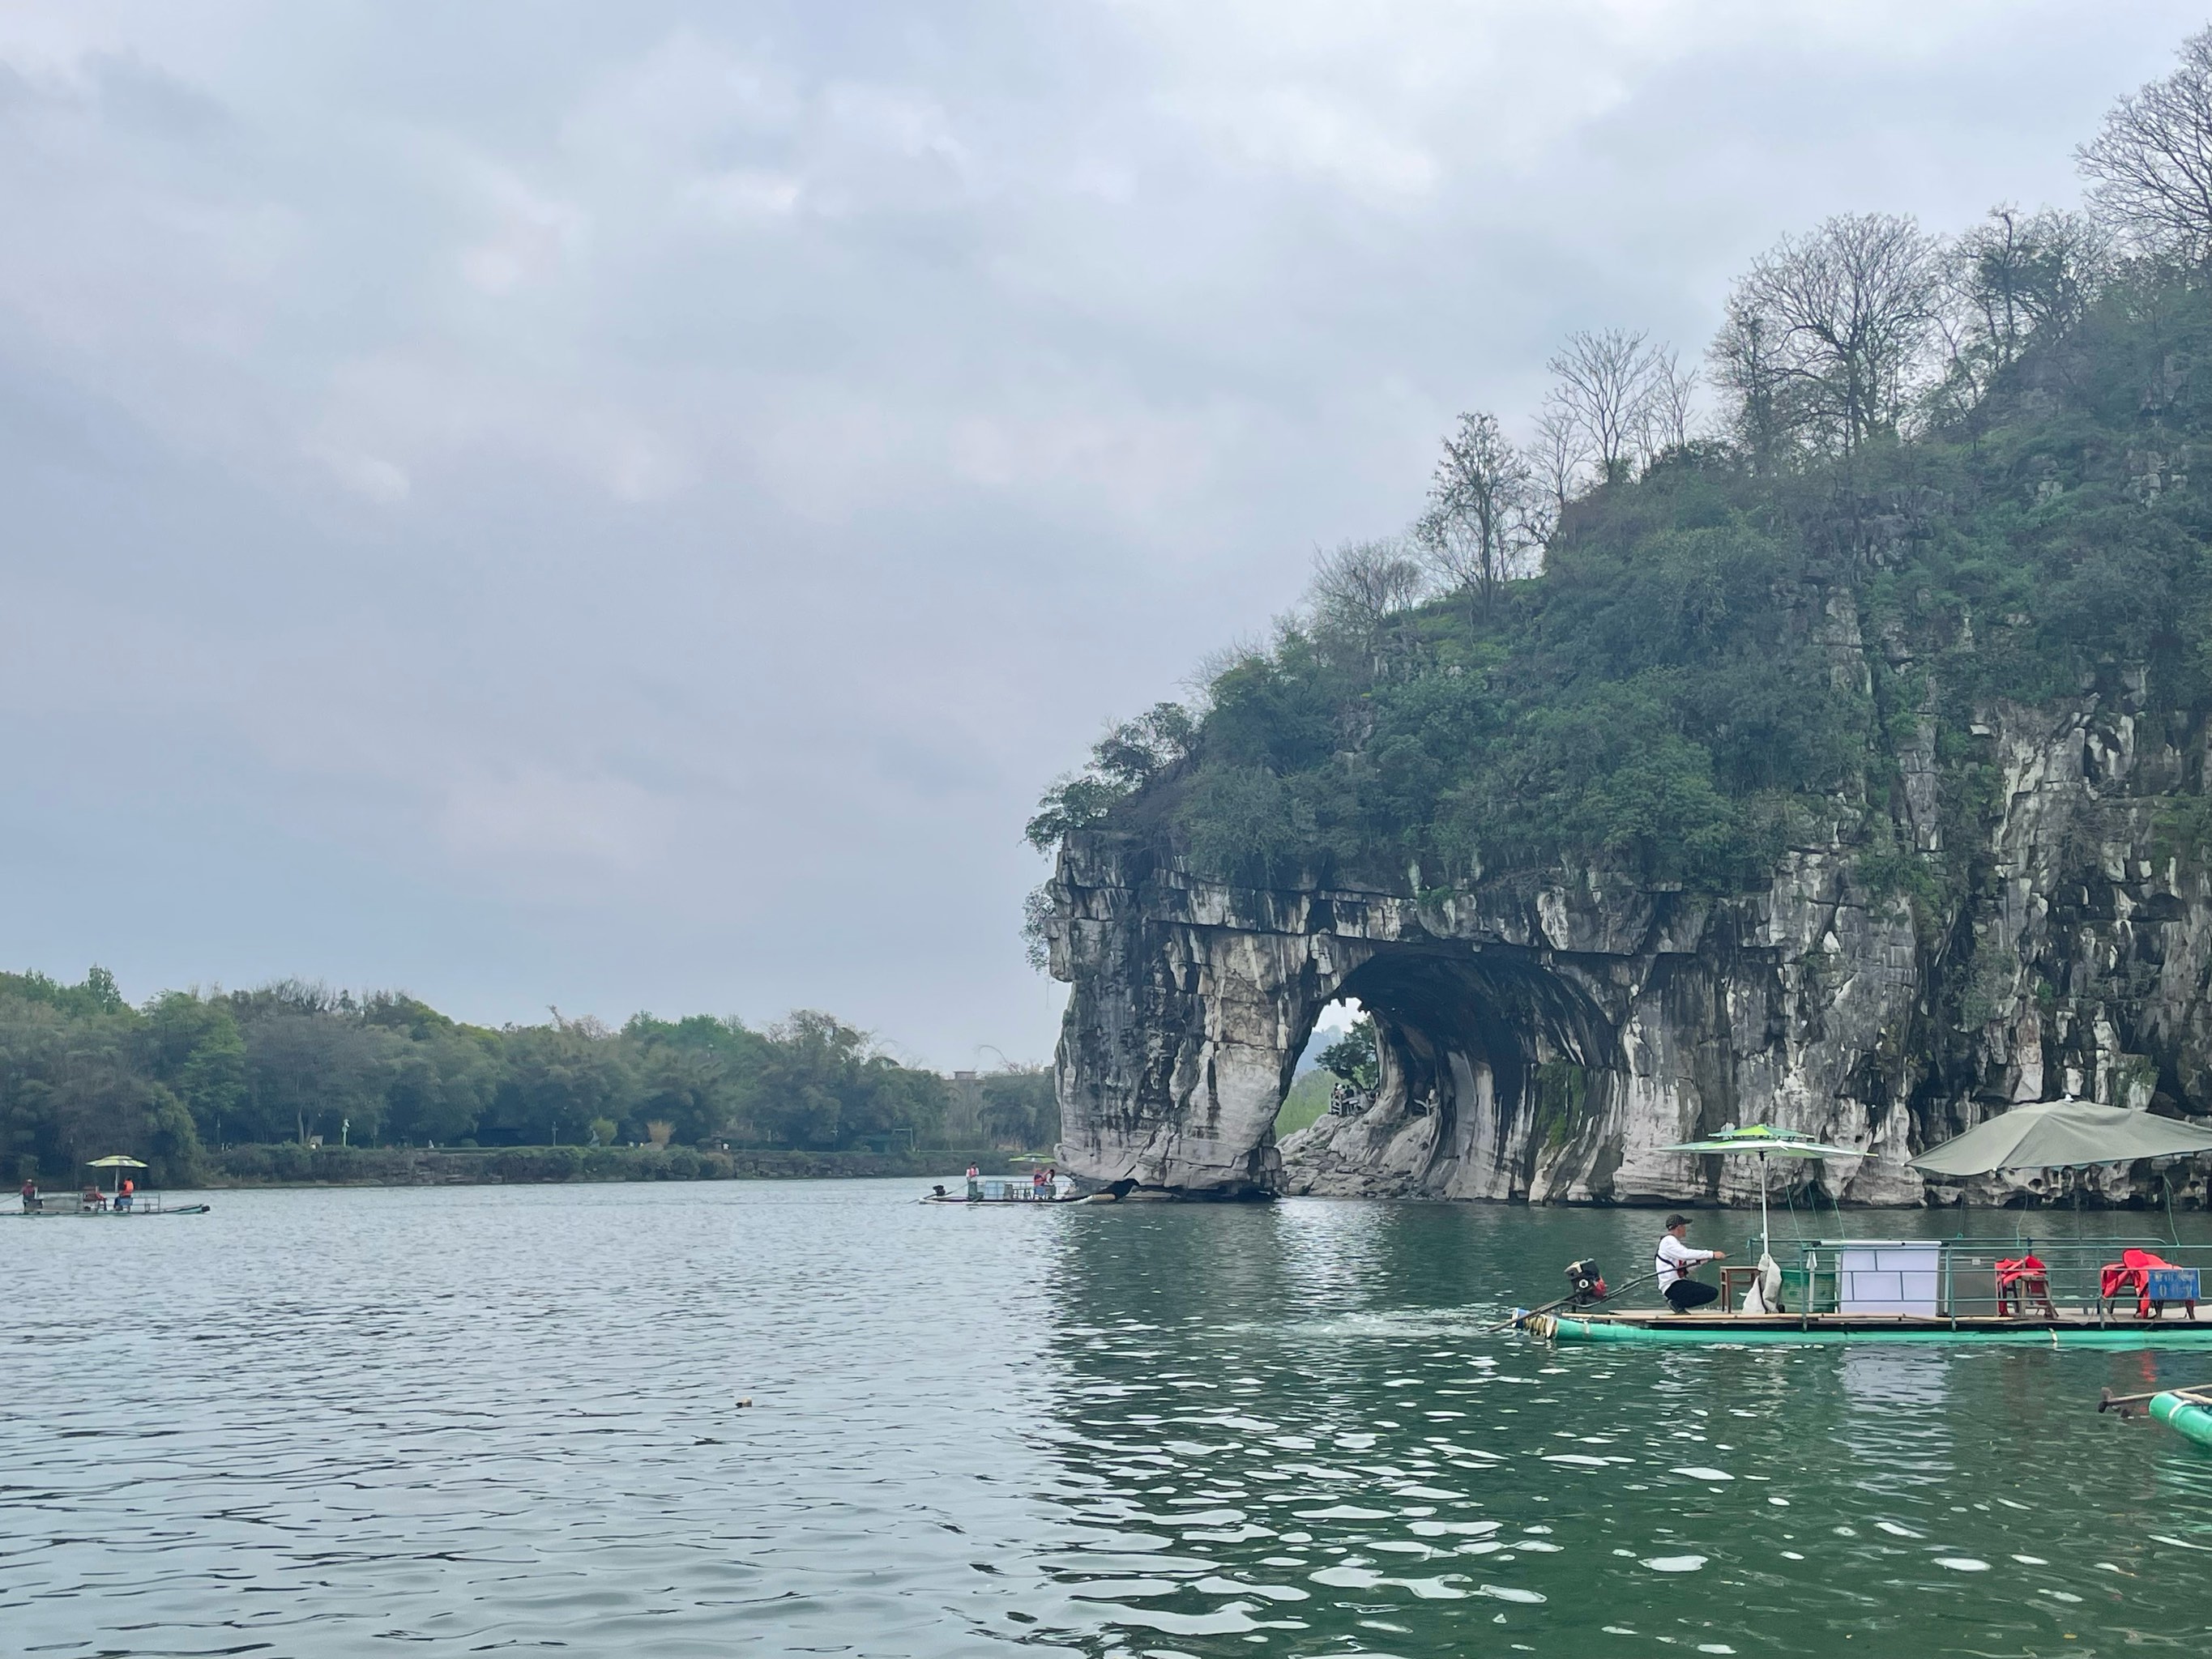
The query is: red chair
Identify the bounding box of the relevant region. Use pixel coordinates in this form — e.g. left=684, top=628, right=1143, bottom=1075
left=1995, top=1255, right=2055, bottom=1318
left=2099, top=1248, right=2200, bottom=1320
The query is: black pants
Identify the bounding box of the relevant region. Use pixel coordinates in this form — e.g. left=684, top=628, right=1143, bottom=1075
left=1666, top=1279, right=1719, bottom=1313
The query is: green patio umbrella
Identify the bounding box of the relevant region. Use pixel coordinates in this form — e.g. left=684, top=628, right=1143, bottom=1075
left=1661, top=1124, right=1862, bottom=1258
left=1908, top=1098, right=2212, bottom=1179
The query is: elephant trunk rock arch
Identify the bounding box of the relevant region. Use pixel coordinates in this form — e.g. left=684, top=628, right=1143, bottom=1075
left=1046, top=694, right=2212, bottom=1206
left=1044, top=830, right=1936, bottom=1204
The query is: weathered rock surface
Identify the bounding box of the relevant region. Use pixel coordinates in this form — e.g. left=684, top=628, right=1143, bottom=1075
left=1046, top=691, right=2212, bottom=1207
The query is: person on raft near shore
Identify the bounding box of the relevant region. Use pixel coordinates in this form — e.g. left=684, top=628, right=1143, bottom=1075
left=1656, top=1215, right=1727, bottom=1313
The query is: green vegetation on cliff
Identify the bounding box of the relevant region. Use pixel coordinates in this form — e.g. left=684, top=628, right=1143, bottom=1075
left=0, top=968, right=1053, bottom=1187
left=1030, top=32, right=2212, bottom=911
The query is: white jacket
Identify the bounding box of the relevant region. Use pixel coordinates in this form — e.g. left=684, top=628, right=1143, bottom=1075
left=1655, top=1233, right=1716, bottom=1288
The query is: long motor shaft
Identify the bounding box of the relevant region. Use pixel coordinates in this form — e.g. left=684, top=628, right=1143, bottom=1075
left=2099, top=1381, right=2212, bottom=1412
left=1488, top=1267, right=1663, bottom=1333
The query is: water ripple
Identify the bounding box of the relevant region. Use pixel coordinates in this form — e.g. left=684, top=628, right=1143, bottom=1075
left=7, top=1188, right=2212, bottom=1654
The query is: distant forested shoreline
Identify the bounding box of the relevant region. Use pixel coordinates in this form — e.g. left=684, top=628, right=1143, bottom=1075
left=202, top=1143, right=1033, bottom=1188
left=1, top=968, right=1056, bottom=1187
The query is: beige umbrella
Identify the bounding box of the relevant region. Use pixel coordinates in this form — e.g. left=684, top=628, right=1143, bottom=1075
left=1909, top=1099, right=2212, bottom=1179
left=86, top=1155, right=147, bottom=1201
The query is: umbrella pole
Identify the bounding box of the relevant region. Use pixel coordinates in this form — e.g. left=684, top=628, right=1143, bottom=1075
left=1759, top=1151, right=1770, bottom=1260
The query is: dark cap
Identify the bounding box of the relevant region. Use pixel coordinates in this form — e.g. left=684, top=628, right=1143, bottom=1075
left=1664, top=1213, right=1690, bottom=1229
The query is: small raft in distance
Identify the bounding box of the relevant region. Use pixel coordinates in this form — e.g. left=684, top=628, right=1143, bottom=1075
left=920, top=1176, right=1135, bottom=1205
left=11, top=1193, right=211, bottom=1219
left=11, top=1154, right=210, bottom=1218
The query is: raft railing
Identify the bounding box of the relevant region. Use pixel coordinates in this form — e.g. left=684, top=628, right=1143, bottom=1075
left=16, top=1192, right=185, bottom=1216
left=963, top=1178, right=1057, bottom=1201
left=1732, top=1236, right=2212, bottom=1324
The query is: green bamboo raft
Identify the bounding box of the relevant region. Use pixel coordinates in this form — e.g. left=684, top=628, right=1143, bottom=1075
left=2149, top=1389, right=2212, bottom=1448
left=1526, top=1311, right=2212, bottom=1350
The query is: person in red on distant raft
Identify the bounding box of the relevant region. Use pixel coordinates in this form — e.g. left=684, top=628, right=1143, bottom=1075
left=117, top=1176, right=135, bottom=1212
left=1656, top=1214, right=1727, bottom=1313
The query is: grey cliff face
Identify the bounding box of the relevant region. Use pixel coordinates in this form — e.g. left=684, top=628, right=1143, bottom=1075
left=1045, top=691, right=2212, bottom=1207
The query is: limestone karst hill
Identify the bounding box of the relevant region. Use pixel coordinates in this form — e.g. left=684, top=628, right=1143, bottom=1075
left=1036, top=263, right=2212, bottom=1206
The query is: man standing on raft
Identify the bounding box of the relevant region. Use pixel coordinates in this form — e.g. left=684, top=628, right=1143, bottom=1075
left=1656, top=1214, right=1726, bottom=1313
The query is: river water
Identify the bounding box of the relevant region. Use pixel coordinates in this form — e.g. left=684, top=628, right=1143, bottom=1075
left=4, top=1181, right=2211, bottom=1657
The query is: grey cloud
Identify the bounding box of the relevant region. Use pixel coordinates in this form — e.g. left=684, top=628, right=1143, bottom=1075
left=0, top=1, right=2203, bottom=1064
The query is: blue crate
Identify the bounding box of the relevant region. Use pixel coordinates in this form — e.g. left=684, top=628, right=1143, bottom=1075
left=2145, top=1267, right=2200, bottom=1301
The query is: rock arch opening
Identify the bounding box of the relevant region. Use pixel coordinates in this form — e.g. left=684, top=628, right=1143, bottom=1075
left=1275, top=999, right=1378, bottom=1137
left=1279, top=946, right=1626, bottom=1202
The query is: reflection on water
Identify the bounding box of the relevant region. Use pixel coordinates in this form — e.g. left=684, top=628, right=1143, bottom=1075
left=2, top=1186, right=2210, bottom=1656
left=1838, top=1350, right=1954, bottom=1499
left=1033, top=1201, right=2212, bottom=1657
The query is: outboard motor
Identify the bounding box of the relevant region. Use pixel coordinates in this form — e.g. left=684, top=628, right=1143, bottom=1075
left=1563, top=1258, right=1608, bottom=1308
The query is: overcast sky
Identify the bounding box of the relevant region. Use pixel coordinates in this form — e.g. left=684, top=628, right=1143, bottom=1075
left=0, top=2, right=2201, bottom=1067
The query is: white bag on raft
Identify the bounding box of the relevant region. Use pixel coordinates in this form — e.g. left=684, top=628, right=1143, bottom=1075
left=1739, top=1252, right=1784, bottom=1314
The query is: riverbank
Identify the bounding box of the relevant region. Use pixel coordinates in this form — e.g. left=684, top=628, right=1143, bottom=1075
left=203, top=1144, right=1030, bottom=1187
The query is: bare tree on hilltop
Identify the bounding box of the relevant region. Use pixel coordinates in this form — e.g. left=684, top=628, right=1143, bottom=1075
left=1414, top=411, right=1541, bottom=622
left=1929, top=205, right=2112, bottom=414
left=2079, top=25, right=2212, bottom=263
left=1528, top=404, right=1592, bottom=518
left=1545, top=328, right=1670, bottom=484
left=1308, top=538, right=1426, bottom=671
left=1954, top=206, right=2109, bottom=365
left=1639, top=347, right=1699, bottom=458
left=1708, top=296, right=1800, bottom=465
left=1712, top=211, right=1945, bottom=458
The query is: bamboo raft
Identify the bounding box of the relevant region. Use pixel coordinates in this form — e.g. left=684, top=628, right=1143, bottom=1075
left=1519, top=1235, right=2212, bottom=1350
left=1526, top=1308, right=2212, bottom=1349
left=920, top=1175, right=1078, bottom=1205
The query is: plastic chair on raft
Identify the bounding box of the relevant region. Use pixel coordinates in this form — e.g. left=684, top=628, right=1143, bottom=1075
left=2099, top=1247, right=2201, bottom=1320
left=1994, top=1254, right=2056, bottom=1319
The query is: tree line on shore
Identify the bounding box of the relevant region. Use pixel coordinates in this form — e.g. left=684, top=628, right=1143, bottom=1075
left=1025, top=25, right=2212, bottom=908
left=0, top=966, right=1057, bottom=1185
